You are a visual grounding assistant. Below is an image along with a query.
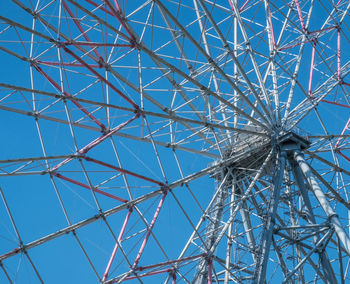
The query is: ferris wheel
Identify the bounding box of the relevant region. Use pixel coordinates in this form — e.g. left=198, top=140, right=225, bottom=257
left=0, top=0, right=350, bottom=283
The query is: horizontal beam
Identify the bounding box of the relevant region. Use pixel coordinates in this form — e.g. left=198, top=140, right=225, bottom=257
left=0, top=104, right=219, bottom=158
left=0, top=83, right=268, bottom=136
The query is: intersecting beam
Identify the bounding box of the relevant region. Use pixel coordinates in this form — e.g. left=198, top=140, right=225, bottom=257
left=194, top=171, right=230, bottom=283
left=305, top=150, right=350, bottom=177
left=232, top=179, right=257, bottom=266
left=290, top=158, right=337, bottom=283
left=253, top=150, right=286, bottom=284
left=196, top=0, right=275, bottom=125
left=282, top=229, right=334, bottom=284
left=294, top=151, right=350, bottom=255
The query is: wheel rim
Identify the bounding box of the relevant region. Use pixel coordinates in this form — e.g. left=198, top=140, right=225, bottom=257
left=0, top=1, right=349, bottom=283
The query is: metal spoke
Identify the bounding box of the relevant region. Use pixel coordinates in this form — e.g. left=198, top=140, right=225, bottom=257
left=1, top=1, right=350, bottom=283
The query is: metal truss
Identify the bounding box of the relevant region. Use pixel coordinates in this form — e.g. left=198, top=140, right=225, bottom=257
left=0, top=0, right=349, bottom=283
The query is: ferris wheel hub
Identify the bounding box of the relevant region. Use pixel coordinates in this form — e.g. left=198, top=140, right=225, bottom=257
left=277, top=131, right=311, bottom=152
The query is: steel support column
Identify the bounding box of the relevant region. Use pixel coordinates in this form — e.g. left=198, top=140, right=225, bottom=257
left=290, top=158, right=337, bottom=283
left=253, top=150, right=286, bottom=284
left=294, top=151, right=350, bottom=255
left=237, top=181, right=257, bottom=263
left=193, top=169, right=230, bottom=284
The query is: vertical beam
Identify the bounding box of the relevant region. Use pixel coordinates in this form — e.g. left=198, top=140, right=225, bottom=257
left=194, top=169, right=230, bottom=283
left=238, top=182, right=257, bottom=263
left=103, top=208, right=133, bottom=281
left=102, top=0, right=135, bottom=41
left=282, top=229, right=334, bottom=284
left=132, top=192, right=167, bottom=268
left=233, top=0, right=238, bottom=129
left=192, top=149, right=273, bottom=283
left=224, top=176, right=257, bottom=283
left=153, top=0, right=272, bottom=128
left=338, top=236, right=345, bottom=284
left=206, top=149, right=274, bottom=258
left=264, top=0, right=280, bottom=122
left=338, top=26, right=341, bottom=81
left=308, top=42, right=316, bottom=95
left=284, top=169, right=305, bottom=283
left=253, top=150, right=286, bottom=284
left=177, top=173, right=230, bottom=264
left=193, top=0, right=232, bottom=143
left=224, top=178, right=236, bottom=284
left=228, top=0, right=276, bottom=125
left=294, top=151, right=350, bottom=255
left=295, top=0, right=306, bottom=32
left=290, top=159, right=337, bottom=283
left=0, top=187, right=44, bottom=283
left=271, top=236, right=290, bottom=281
left=62, top=0, right=102, bottom=58
left=172, top=271, right=177, bottom=284
left=32, top=63, right=107, bottom=130
left=197, top=0, right=274, bottom=126
left=208, top=258, right=213, bottom=284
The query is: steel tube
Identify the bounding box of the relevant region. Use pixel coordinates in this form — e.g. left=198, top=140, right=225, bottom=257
left=294, top=151, right=350, bottom=255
